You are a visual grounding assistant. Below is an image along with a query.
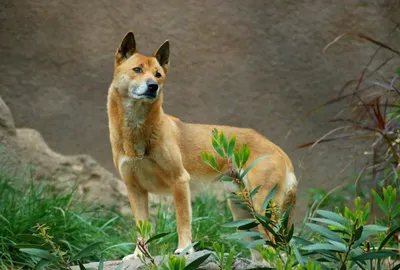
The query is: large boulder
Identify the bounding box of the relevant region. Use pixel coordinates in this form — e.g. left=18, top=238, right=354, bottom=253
left=0, top=95, right=129, bottom=213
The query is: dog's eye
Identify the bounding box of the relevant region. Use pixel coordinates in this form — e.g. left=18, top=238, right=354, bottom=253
left=155, top=71, right=162, bottom=78
left=133, top=67, right=142, bottom=73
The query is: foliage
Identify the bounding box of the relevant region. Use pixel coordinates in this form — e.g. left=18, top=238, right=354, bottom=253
left=0, top=160, right=133, bottom=270
left=201, top=129, right=400, bottom=269
left=298, top=32, right=400, bottom=194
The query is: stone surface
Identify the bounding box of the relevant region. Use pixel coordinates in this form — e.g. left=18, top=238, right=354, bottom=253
left=0, top=96, right=129, bottom=213
left=72, top=251, right=268, bottom=270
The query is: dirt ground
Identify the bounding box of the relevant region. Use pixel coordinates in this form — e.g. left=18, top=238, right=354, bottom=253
left=0, top=0, right=399, bottom=220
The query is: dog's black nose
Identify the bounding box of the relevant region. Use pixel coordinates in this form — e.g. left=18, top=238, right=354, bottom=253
left=147, top=83, right=159, bottom=93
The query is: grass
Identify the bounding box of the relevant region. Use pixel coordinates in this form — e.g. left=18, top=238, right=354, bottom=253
left=0, top=165, right=133, bottom=269
left=148, top=191, right=249, bottom=258
left=0, top=158, right=247, bottom=269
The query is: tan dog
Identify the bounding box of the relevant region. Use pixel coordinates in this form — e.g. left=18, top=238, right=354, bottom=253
left=107, top=32, right=297, bottom=260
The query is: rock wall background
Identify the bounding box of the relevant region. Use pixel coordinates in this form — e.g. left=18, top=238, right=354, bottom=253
left=1, top=0, right=399, bottom=219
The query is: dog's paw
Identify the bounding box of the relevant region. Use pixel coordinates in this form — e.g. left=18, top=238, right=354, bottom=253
left=174, top=246, right=195, bottom=256
left=122, top=253, right=137, bottom=261
left=122, top=247, right=143, bottom=261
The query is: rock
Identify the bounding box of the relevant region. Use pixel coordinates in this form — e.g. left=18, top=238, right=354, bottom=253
left=72, top=251, right=268, bottom=270
left=0, top=96, right=129, bottom=213
left=0, top=86, right=16, bottom=137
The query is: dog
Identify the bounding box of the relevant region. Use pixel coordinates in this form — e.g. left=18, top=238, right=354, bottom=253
left=107, top=32, right=297, bottom=261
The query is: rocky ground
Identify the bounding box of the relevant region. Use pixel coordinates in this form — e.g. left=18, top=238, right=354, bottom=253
left=71, top=251, right=267, bottom=270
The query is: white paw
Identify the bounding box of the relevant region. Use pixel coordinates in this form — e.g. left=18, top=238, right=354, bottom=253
left=122, top=246, right=143, bottom=261
left=174, top=246, right=195, bottom=256
left=122, top=253, right=137, bottom=261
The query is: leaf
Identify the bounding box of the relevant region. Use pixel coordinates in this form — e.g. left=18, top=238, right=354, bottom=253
left=225, top=251, right=234, bottom=270
left=20, top=248, right=58, bottom=261
left=183, top=253, right=211, bottom=270
left=292, top=236, right=314, bottom=246
left=327, top=240, right=347, bottom=252
left=378, top=226, right=400, bottom=250
left=207, top=154, right=218, bottom=171
left=222, top=219, right=256, bottom=228
left=302, top=243, right=346, bottom=252
left=315, top=210, right=349, bottom=224
left=178, top=242, right=198, bottom=258
left=286, top=224, right=294, bottom=242
left=238, top=221, right=259, bottom=230
left=253, top=213, right=276, bottom=236
left=234, top=152, right=241, bottom=170
left=33, top=259, right=52, bottom=270
left=212, top=137, right=225, bottom=158
left=308, top=217, right=349, bottom=231
left=71, top=241, right=103, bottom=261
left=363, top=225, right=388, bottom=233
left=212, top=128, right=218, bottom=139
left=246, top=239, right=265, bottom=249
left=222, top=134, right=229, bottom=154
left=233, top=200, right=251, bottom=211
left=260, top=184, right=278, bottom=212
left=282, top=204, right=293, bottom=229
left=305, top=223, right=344, bottom=243
left=227, top=135, right=236, bottom=159
left=220, top=175, right=233, bottom=182
left=250, top=185, right=262, bottom=200
left=114, top=261, right=124, bottom=270
left=78, top=261, right=87, bottom=270
left=351, top=250, right=396, bottom=262
left=396, top=67, right=400, bottom=76
left=292, top=243, right=305, bottom=266
left=354, top=226, right=363, bottom=242
left=241, top=144, right=251, bottom=166
left=145, top=232, right=171, bottom=245
left=200, top=152, right=209, bottom=163
left=240, top=155, right=270, bottom=178
left=371, top=190, right=389, bottom=216
left=98, top=254, right=104, bottom=270
left=352, top=225, right=387, bottom=248
left=393, top=203, right=400, bottom=217
left=226, top=231, right=261, bottom=240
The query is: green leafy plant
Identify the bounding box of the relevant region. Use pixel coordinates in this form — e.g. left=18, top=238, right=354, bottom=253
left=0, top=159, right=133, bottom=270
left=298, top=31, right=400, bottom=197
left=18, top=223, right=118, bottom=270
left=132, top=220, right=211, bottom=270
left=201, top=129, right=296, bottom=267
left=212, top=242, right=234, bottom=270
left=202, top=129, right=400, bottom=269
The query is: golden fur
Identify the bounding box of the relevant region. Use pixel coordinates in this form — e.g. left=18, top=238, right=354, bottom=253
left=107, top=32, right=297, bottom=260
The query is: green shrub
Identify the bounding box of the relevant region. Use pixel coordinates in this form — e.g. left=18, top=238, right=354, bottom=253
left=0, top=161, right=133, bottom=269
left=201, top=128, right=400, bottom=269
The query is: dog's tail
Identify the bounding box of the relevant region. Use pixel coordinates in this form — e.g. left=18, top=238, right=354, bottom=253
left=281, top=168, right=297, bottom=228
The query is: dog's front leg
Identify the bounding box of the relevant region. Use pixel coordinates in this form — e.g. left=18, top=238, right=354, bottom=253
left=172, top=171, right=193, bottom=255
left=123, top=183, right=149, bottom=261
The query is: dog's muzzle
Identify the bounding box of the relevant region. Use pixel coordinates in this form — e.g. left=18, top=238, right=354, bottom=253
left=144, top=81, right=159, bottom=98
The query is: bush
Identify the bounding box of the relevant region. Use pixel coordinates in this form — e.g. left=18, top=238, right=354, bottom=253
left=200, top=129, right=400, bottom=269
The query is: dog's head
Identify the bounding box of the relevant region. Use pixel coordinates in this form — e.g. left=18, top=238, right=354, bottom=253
left=113, top=32, right=169, bottom=102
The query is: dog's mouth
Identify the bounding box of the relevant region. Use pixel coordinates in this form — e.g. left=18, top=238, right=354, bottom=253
left=131, top=92, right=158, bottom=100
left=137, top=93, right=157, bottom=99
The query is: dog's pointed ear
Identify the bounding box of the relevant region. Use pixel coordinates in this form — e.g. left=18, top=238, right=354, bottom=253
left=154, top=40, right=170, bottom=72
left=115, top=32, right=137, bottom=64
